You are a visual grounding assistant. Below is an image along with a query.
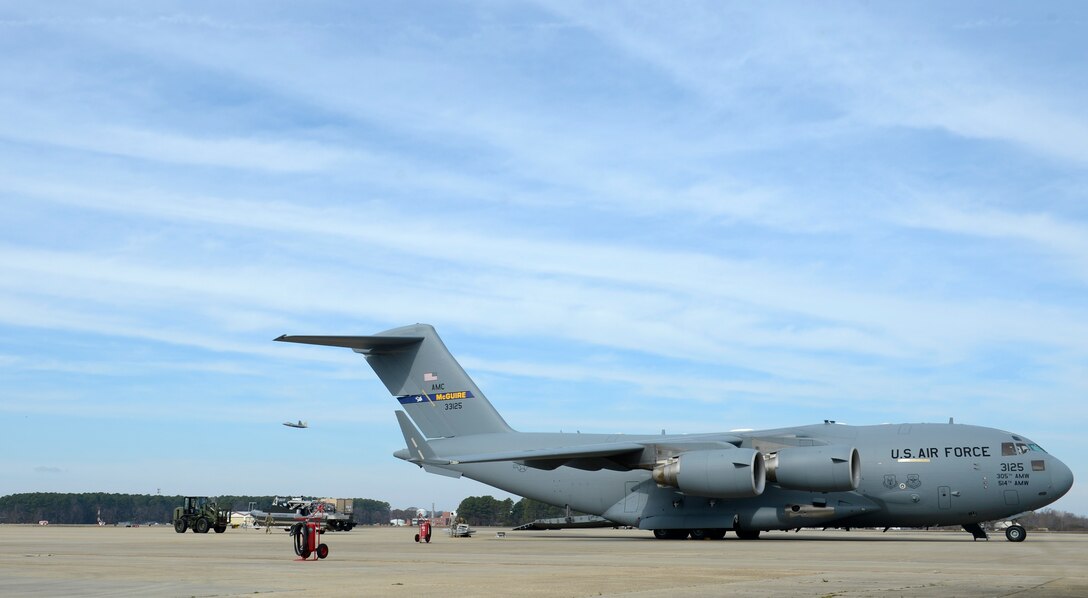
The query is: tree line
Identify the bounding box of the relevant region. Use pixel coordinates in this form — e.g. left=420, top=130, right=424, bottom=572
left=0, top=492, right=574, bottom=527
left=454, top=495, right=583, bottom=526
left=0, top=493, right=392, bottom=525
left=1018, top=509, right=1088, bottom=531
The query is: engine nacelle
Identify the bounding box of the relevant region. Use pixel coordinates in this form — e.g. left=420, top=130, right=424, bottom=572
left=764, top=445, right=860, bottom=492
left=652, top=448, right=766, bottom=498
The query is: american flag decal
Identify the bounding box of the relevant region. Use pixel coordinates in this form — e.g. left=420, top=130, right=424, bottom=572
left=423, top=372, right=438, bottom=382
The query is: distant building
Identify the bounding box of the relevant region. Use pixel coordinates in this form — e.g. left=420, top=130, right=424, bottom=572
left=410, top=510, right=453, bottom=526
left=230, top=512, right=256, bottom=528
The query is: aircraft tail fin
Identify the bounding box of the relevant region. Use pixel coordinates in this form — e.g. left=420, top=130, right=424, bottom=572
left=276, top=324, right=513, bottom=438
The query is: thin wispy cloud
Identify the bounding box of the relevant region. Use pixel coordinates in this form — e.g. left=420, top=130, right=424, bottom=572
left=899, top=204, right=1088, bottom=277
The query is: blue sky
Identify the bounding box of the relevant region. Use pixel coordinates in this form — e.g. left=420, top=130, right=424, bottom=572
left=1, top=1, right=1086, bottom=516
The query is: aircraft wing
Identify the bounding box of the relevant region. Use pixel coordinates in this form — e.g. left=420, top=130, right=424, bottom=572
left=443, top=441, right=648, bottom=465
left=444, top=438, right=743, bottom=471
left=393, top=408, right=744, bottom=471
left=394, top=410, right=646, bottom=468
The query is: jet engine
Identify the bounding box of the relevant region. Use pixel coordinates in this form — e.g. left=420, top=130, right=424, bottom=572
left=652, top=448, right=765, bottom=498
left=764, top=445, right=860, bottom=492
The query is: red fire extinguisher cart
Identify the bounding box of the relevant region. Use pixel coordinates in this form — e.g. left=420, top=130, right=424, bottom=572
left=415, top=519, right=432, bottom=543
left=291, top=520, right=329, bottom=560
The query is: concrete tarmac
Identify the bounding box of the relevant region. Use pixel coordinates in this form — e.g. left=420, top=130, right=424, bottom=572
left=2, top=525, right=1086, bottom=597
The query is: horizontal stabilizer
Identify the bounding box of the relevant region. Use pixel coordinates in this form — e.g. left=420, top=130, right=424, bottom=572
left=275, top=335, right=423, bottom=354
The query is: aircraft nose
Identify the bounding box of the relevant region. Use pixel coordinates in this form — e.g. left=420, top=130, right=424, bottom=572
left=1051, top=458, right=1074, bottom=499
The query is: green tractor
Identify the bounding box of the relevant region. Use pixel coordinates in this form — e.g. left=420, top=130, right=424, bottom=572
left=173, top=497, right=230, bottom=534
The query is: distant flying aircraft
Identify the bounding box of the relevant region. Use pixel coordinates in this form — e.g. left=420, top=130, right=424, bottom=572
left=276, top=324, right=1074, bottom=542
left=283, top=420, right=308, bottom=429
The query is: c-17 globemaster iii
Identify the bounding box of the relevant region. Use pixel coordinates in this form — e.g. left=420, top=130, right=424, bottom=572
left=276, top=324, right=1073, bottom=542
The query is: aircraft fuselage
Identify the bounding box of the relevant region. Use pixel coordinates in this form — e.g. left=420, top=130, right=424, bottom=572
left=403, top=422, right=1072, bottom=532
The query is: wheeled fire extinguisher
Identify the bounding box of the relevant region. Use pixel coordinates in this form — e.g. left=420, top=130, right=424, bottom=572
left=290, top=521, right=329, bottom=560
left=415, top=519, right=432, bottom=543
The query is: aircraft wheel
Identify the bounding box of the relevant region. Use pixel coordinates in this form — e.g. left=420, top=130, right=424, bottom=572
left=193, top=517, right=210, bottom=534
left=706, top=529, right=727, bottom=540
left=734, top=529, right=761, bottom=540
left=652, top=529, right=669, bottom=540
left=414, top=533, right=420, bottom=543
left=689, top=529, right=707, bottom=540
left=1005, top=525, right=1027, bottom=542
left=174, top=519, right=187, bottom=533
left=317, top=543, right=329, bottom=559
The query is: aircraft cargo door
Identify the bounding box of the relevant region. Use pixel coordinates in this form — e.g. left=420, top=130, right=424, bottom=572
left=938, top=486, right=951, bottom=510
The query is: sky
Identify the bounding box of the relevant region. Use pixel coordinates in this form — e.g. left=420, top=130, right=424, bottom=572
left=1, top=1, right=1086, bottom=517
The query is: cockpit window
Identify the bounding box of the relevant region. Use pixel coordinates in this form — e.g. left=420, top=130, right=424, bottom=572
left=1002, top=441, right=1044, bottom=456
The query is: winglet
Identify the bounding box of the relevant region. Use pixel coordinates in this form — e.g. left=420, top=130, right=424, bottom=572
left=396, top=410, right=440, bottom=464
left=396, top=410, right=463, bottom=478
